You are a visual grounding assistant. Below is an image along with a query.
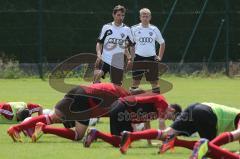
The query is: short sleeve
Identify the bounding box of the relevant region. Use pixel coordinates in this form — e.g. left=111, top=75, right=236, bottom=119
left=27, top=103, right=41, bottom=114
left=126, top=27, right=135, bottom=46
left=130, top=27, right=137, bottom=43
left=97, top=25, right=112, bottom=44
left=0, top=104, right=13, bottom=120
left=154, top=27, right=165, bottom=44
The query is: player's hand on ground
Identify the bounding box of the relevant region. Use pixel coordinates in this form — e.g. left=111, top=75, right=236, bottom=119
left=147, top=139, right=152, bottom=146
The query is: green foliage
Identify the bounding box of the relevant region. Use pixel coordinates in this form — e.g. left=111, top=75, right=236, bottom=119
left=0, top=54, right=25, bottom=79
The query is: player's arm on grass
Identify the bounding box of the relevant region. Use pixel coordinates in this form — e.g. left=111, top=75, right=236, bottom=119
left=161, top=127, right=179, bottom=139
left=144, top=121, right=152, bottom=145
left=159, top=118, right=166, bottom=130
left=27, top=103, right=43, bottom=115
left=38, top=107, right=43, bottom=115
left=0, top=104, right=13, bottom=120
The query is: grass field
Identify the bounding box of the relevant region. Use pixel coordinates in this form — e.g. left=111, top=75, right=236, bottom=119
left=0, top=76, right=240, bottom=159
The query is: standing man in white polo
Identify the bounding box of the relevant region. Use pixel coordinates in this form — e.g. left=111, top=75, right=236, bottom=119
left=130, top=8, right=165, bottom=93
left=93, top=5, right=134, bottom=85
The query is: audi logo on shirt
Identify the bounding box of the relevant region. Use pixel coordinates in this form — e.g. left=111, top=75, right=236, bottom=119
left=138, top=37, right=153, bottom=44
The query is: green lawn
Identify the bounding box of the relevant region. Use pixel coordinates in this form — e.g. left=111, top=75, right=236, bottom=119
left=0, top=76, right=240, bottom=159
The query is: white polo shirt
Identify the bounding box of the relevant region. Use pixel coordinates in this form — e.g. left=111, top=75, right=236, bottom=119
left=131, top=23, right=165, bottom=57
left=97, top=22, right=134, bottom=69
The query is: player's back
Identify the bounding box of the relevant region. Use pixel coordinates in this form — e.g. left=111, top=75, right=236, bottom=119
left=88, top=83, right=129, bottom=97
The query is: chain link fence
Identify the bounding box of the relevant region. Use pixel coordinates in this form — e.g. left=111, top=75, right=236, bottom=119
left=0, top=0, right=239, bottom=76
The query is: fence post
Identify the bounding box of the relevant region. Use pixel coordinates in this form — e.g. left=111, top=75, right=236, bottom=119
left=225, top=0, right=230, bottom=76
left=133, top=0, right=138, bottom=24
left=162, top=0, right=178, bottom=34
left=37, top=0, right=43, bottom=79
left=179, top=0, right=208, bottom=66
left=207, top=19, right=225, bottom=68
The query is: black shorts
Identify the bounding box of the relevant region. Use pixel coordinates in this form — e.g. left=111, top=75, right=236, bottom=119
left=55, top=87, right=92, bottom=127
left=109, top=100, right=158, bottom=136
left=170, top=103, right=218, bottom=140
left=62, top=120, right=89, bottom=128
left=132, top=54, right=159, bottom=81
left=100, top=62, right=123, bottom=85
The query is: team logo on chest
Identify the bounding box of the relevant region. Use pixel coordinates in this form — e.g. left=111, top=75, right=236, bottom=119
left=120, top=33, right=125, bottom=38
left=149, top=32, right=153, bottom=36
left=106, top=29, right=113, bottom=36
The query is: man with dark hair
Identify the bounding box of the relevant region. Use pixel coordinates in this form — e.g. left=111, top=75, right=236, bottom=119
left=83, top=94, right=181, bottom=148
left=0, top=102, right=42, bottom=124
left=119, top=102, right=240, bottom=156
left=93, top=5, right=134, bottom=85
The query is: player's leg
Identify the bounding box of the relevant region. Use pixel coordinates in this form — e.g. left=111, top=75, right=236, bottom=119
left=144, top=121, right=152, bottom=145
left=174, top=138, right=196, bottom=150
left=159, top=137, right=198, bottom=154
left=145, top=56, right=160, bottom=93
left=74, top=121, right=88, bottom=140
left=93, top=69, right=103, bottom=83
left=120, top=129, right=163, bottom=154
left=210, top=116, right=240, bottom=146
left=190, top=138, right=240, bottom=159
left=194, top=104, right=218, bottom=140
left=131, top=55, right=144, bottom=91
left=120, top=103, right=165, bottom=153
left=190, top=116, right=240, bottom=159
left=14, top=98, right=72, bottom=135
left=7, top=113, right=55, bottom=142
left=149, top=80, right=160, bottom=94
left=93, top=58, right=103, bottom=83
left=161, top=103, right=217, bottom=154
left=93, top=62, right=109, bottom=83
left=129, top=103, right=159, bottom=146
left=84, top=128, right=121, bottom=147
left=207, top=142, right=240, bottom=159
left=31, top=94, right=90, bottom=142
left=160, top=105, right=198, bottom=153
left=84, top=100, right=131, bottom=148
left=110, top=100, right=133, bottom=135
left=210, top=132, right=234, bottom=146
left=131, top=79, right=141, bottom=89
left=32, top=121, right=88, bottom=142
left=110, top=65, right=123, bottom=86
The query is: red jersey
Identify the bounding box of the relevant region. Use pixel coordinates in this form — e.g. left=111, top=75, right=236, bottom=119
left=119, top=93, right=169, bottom=122
left=83, top=83, right=130, bottom=98
left=59, top=83, right=130, bottom=120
